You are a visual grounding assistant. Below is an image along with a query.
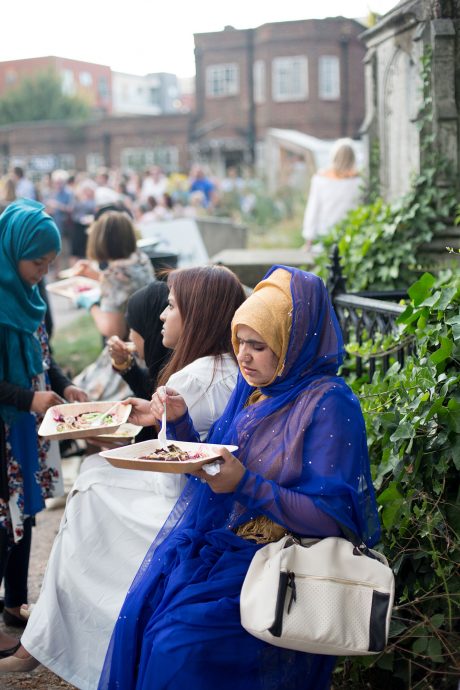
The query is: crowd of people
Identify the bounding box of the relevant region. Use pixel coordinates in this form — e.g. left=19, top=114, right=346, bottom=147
left=0, top=137, right=363, bottom=268
left=0, top=139, right=378, bottom=690
left=0, top=163, right=250, bottom=266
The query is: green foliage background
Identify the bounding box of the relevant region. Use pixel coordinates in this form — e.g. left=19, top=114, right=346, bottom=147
left=333, top=272, right=460, bottom=689
left=314, top=48, right=457, bottom=293
left=52, top=313, right=102, bottom=378
left=0, top=70, right=90, bottom=125
left=323, top=47, right=460, bottom=690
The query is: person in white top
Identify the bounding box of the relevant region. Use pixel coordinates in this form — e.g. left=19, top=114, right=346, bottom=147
left=140, top=166, right=168, bottom=204
left=302, top=139, right=362, bottom=252
left=2, top=266, right=246, bottom=688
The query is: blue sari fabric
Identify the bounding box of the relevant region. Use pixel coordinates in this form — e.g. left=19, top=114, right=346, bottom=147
left=99, top=266, right=380, bottom=690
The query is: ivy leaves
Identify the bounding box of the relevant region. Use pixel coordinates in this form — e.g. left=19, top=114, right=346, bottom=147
left=348, top=271, right=460, bottom=686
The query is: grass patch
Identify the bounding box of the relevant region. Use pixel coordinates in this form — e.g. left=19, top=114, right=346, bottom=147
left=51, top=313, right=102, bottom=378
left=246, top=195, right=305, bottom=250
left=247, top=214, right=304, bottom=249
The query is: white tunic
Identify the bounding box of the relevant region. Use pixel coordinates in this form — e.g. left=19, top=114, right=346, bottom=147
left=302, top=174, right=362, bottom=242
left=22, top=354, right=237, bottom=690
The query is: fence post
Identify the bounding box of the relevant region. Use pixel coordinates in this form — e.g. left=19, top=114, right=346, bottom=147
left=327, top=245, right=347, bottom=297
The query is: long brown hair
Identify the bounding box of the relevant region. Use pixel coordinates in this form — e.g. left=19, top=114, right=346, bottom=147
left=157, top=265, right=246, bottom=387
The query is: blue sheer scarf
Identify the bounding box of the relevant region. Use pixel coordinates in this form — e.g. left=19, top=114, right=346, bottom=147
left=99, top=266, right=380, bottom=690
left=0, top=199, right=61, bottom=424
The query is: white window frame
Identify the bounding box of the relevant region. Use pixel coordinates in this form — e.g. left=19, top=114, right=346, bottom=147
left=318, top=55, right=340, bottom=100
left=206, top=63, right=239, bottom=98
left=253, top=60, right=266, bottom=104
left=272, top=56, right=308, bottom=102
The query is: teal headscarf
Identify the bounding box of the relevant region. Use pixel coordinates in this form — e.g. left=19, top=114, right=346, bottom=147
left=0, top=199, right=61, bottom=424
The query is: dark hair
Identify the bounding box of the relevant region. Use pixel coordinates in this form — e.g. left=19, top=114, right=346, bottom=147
left=13, top=166, right=24, bottom=178
left=163, top=193, right=173, bottom=209
left=158, top=266, right=246, bottom=387
left=94, top=202, right=133, bottom=221
left=86, top=211, right=137, bottom=262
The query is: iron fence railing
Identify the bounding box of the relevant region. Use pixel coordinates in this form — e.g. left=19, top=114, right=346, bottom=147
left=327, top=246, right=413, bottom=380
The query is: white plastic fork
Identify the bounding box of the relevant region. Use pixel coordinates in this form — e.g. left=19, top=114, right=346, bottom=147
left=89, top=402, right=120, bottom=428
left=157, top=387, right=169, bottom=449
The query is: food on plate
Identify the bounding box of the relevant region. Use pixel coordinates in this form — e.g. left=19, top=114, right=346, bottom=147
left=74, top=283, right=94, bottom=293
left=138, top=443, right=210, bottom=462
left=52, top=410, right=118, bottom=433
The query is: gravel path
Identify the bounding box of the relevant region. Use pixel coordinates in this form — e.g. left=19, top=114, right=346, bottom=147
left=0, top=459, right=81, bottom=690
left=0, top=296, right=87, bottom=688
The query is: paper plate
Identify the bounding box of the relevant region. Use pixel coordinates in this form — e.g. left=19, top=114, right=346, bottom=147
left=94, top=422, right=143, bottom=443
left=46, top=276, right=100, bottom=300
left=38, top=401, right=132, bottom=441
left=100, top=439, right=238, bottom=474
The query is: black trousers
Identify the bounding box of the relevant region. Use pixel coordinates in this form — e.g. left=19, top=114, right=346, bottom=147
left=0, top=517, right=32, bottom=608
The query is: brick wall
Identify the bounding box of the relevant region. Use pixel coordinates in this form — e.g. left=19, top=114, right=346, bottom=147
left=0, top=113, right=190, bottom=173
left=194, top=18, right=366, bottom=154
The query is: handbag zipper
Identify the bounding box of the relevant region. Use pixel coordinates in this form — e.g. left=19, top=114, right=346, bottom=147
left=268, top=570, right=384, bottom=638
left=287, top=572, right=382, bottom=589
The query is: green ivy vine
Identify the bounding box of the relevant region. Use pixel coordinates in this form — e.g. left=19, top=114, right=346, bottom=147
left=315, top=48, right=458, bottom=292
left=323, top=45, right=460, bottom=689
left=334, top=270, right=460, bottom=689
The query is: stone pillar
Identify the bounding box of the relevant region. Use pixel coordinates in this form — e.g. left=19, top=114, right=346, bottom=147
left=430, top=19, right=459, bottom=185
left=360, top=48, right=380, bottom=200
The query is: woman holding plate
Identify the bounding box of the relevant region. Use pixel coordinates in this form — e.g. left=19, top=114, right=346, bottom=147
left=0, top=200, right=86, bottom=648
left=1, top=266, right=246, bottom=688
left=98, top=265, right=380, bottom=690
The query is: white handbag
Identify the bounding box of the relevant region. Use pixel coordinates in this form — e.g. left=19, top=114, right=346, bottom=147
left=240, top=534, right=395, bottom=656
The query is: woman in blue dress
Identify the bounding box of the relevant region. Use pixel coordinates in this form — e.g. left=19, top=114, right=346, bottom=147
left=99, top=265, right=380, bottom=690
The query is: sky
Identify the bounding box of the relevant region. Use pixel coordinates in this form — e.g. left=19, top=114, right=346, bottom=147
left=2, top=1, right=398, bottom=78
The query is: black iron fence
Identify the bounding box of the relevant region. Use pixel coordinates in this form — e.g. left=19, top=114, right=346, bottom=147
left=327, top=246, right=414, bottom=380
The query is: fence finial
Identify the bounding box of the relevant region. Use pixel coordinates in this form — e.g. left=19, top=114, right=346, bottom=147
left=327, top=245, right=347, bottom=296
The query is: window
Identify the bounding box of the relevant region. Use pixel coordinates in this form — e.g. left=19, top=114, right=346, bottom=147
left=98, top=76, right=109, bottom=98
left=86, top=153, right=105, bottom=173
left=79, top=71, right=93, bottom=87
left=61, top=69, right=75, bottom=95
left=5, top=71, right=16, bottom=85
left=150, top=87, right=161, bottom=106
left=253, top=60, right=266, bottom=104
left=121, top=147, right=179, bottom=173
left=272, top=57, right=308, bottom=102
left=206, top=64, right=239, bottom=98
left=318, top=56, right=340, bottom=100
left=58, top=154, right=76, bottom=170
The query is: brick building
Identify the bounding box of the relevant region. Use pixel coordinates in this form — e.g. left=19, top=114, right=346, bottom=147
left=192, top=18, right=366, bottom=170
left=0, top=114, right=190, bottom=176
left=0, top=17, right=366, bottom=176
left=0, top=56, right=112, bottom=114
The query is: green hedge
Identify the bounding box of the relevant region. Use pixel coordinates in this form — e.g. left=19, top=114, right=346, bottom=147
left=334, top=270, right=460, bottom=689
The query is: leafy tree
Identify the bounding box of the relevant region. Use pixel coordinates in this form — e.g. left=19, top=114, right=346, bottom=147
left=0, top=69, right=90, bottom=125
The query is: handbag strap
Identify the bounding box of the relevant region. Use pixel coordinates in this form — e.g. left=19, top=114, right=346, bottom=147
left=335, top=522, right=386, bottom=561
left=337, top=522, right=362, bottom=547
left=294, top=522, right=379, bottom=560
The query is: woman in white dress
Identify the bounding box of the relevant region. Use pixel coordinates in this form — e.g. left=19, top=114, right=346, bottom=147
left=302, top=138, right=361, bottom=253
left=1, top=266, right=246, bottom=689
